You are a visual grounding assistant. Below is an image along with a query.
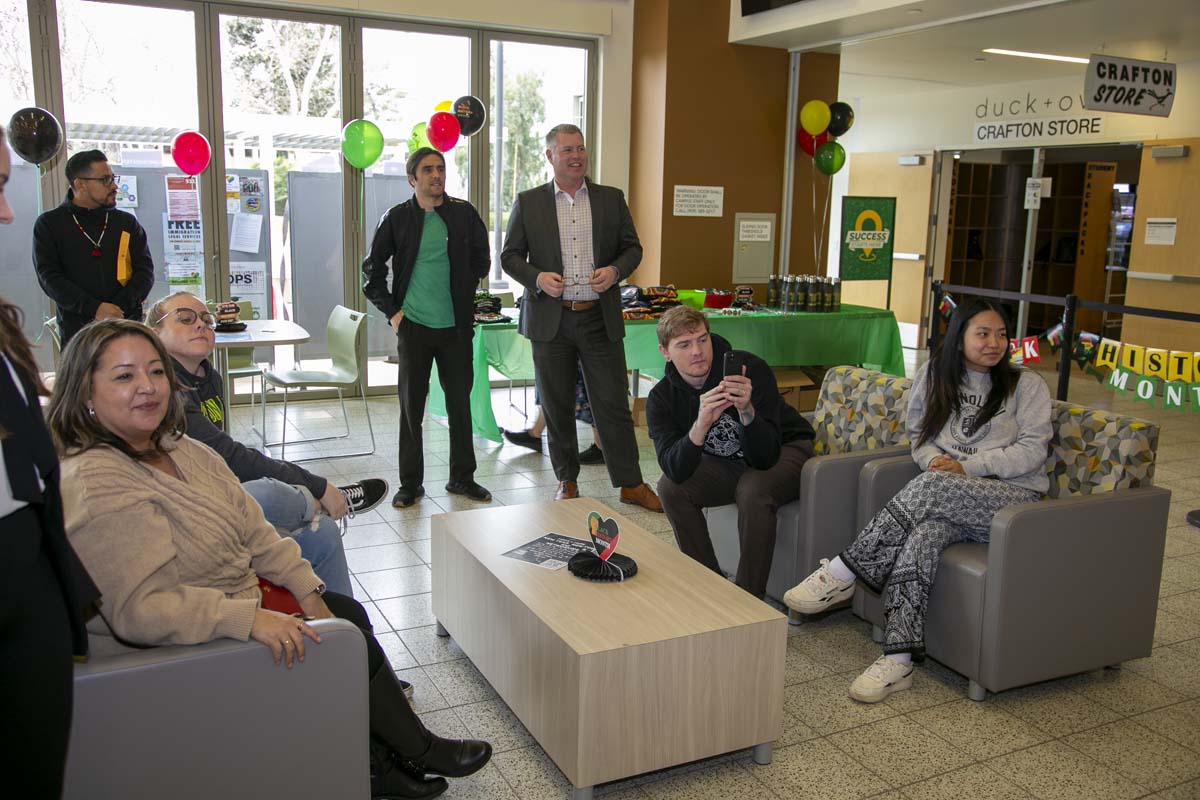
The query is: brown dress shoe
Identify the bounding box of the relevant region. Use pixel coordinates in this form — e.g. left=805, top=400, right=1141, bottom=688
left=555, top=480, right=579, bottom=500
left=620, top=483, right=663, bottom=512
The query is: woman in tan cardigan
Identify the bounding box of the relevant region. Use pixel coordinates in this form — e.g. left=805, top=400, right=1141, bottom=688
left=49, top=319, right=490, bottom=800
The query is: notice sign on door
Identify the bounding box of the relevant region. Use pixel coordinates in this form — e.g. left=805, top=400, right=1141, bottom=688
left=1084, top=54, right=1176, bottom=118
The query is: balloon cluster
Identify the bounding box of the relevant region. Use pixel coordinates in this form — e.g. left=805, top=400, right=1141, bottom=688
left=341, top=95, right=486, bottom=171
left=798, top=100, right=854, bottom=176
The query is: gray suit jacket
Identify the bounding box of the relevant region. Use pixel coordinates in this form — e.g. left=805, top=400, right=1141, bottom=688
left=500, top=179, right=642, bottom=343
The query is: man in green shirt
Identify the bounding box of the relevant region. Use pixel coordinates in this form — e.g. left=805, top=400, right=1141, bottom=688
left=362, top=148, right=492, bottom=507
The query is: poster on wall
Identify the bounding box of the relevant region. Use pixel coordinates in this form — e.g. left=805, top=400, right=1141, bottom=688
left=228, top=261, right=268, bottom=320
left=672, top=185, right=724, bottom=217
left=165, top=175, right=200, bottom=221
left=114, top=175, right=138, bottom=208
left=839, top=196, right=896, bottom=281
left=1083, top=54, right=1176, bottom=118
left=162, top=213, right=204, bottom=296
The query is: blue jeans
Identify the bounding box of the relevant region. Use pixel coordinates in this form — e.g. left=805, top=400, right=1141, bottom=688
left=241, top=478, right=353, bottom=597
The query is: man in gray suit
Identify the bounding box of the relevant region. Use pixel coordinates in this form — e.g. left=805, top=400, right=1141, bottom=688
left=501, top=124, right=661, bottom=512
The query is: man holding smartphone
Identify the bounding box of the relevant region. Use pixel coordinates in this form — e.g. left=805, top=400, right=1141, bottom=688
left=646, top=306, right=815, bottom=598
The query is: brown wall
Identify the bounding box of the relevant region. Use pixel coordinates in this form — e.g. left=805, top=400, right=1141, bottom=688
left=629, top=0, right=796, bottom=292
left=787, top=52, right=841, bottom=276
left=1121, top=138, right=1200, bottom=352
left=628, top=0, right=668, bottom=286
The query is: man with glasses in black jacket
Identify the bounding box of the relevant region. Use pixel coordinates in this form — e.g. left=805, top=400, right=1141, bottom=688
left=34, top=149, right=155, bottom=346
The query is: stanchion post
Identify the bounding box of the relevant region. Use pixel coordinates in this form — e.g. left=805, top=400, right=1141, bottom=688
left=929, top=280, right=944, bottom=351
left=1056, top=294, right=1077, bottom=402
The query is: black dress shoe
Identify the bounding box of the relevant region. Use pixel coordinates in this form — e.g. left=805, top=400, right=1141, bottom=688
left=403, top=735, right=493, bottom=779
left=391, top=486, right=425, bottom=508
left=577, top=444, right=605, bottom=465
left=502, top=428, right=543, bottom=453
left=371, top=739, right=447, bottom=799
left=445, top=480, right=491, bottom=502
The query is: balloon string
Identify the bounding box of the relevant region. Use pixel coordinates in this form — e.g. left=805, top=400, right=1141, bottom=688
left=810, top=158, right=818, bottom=272
left=817, top=173, right=832, bottom=275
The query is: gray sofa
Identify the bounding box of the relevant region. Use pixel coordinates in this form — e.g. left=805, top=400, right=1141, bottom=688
left=852, top=401, right=1169, bottom=700
left=63, top=618, right=370, bottom=799
left=708, top=366, right=912, bottom=607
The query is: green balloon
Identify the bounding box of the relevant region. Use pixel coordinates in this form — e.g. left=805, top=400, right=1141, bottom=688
left=341, top=119, right=384, bottom=169
left=407, top=122, right=432, bottom=155
left=814, top=140, right=846, bottom=176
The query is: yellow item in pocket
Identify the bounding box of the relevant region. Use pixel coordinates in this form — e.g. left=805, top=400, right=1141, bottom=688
left=117, top=231, right=132, bottom=286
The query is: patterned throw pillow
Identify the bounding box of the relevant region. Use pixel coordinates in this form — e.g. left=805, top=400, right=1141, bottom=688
left=812, top=366, right=911, bottom=456
left=1045, top=402, right=1158, bottom=498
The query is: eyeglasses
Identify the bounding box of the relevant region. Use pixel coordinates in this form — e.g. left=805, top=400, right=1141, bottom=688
left=561, top=274, right=595, bottom=286
left=78, top=175, right=118, bottom=187
left=156, top=308, right=217, bottom=328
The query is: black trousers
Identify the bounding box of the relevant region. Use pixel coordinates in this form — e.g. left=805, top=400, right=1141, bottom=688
left=531, top=307, right=642, bottom=486
left=321, top=591, right=425, bottom=753
left=657, top=440, right=813, bottom=598
left=0, top=505, right=74, bottom=799
left=395, top=318, right=476, bottom=489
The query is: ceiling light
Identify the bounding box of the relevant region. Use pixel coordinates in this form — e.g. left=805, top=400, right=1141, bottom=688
left=983, top=48, right=1089, bottom=64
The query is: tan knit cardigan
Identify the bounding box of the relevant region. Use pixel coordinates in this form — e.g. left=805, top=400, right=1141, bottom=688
left=61, top=435, right=324, bottom=658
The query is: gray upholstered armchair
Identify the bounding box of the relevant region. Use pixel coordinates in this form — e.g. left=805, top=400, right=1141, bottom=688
left=63, top=618, right=370, bottom=799
left=707, top=366, right=912, bottom=608
left=852, top=402, right=1170, bottom=701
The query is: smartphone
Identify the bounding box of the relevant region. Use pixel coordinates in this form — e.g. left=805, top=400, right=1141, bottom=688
left=723, top=350, right=747, bottom=378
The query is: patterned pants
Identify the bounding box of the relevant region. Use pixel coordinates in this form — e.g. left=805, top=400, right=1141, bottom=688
left=841, top=471, right=1039, bottom=655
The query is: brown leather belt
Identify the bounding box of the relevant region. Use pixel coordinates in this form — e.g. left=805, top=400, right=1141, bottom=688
left=561, top=299, right=598, bottom=311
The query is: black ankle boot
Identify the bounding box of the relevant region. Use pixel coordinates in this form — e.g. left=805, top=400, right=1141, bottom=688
left=370, top=739, right=447, bottom=799
left=367, top=662, right=492, bottom=779
left=401, top=734, right=493, bottom=779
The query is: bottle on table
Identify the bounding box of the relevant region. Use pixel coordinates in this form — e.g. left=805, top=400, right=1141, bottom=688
left=767, top=274, right=779, bottom=309
left=832, top=277, right=842, bottom=311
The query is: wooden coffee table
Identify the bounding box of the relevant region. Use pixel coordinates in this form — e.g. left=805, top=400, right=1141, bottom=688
left=431, top=499, right=786, bottom=799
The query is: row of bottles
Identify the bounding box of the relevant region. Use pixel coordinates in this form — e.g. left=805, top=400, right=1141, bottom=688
left=766, top=274, right=841, bottom=313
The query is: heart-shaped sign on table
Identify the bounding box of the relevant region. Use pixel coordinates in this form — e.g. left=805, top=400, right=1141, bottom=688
left=586, top=511, right=620, bottom=562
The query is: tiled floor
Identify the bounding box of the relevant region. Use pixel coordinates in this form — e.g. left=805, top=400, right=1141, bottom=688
left=229, top=357, right=1200, bottom=800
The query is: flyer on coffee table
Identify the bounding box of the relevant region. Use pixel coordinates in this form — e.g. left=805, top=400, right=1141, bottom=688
left=502, top=533, right=594, bottom=570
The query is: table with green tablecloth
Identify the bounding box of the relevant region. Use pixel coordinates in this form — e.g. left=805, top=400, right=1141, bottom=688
left=427, top=304, right=904, bottom=442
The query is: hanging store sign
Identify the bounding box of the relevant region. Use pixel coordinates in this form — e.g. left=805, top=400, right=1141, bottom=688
left=1084, top=54, right=1176, bottom=118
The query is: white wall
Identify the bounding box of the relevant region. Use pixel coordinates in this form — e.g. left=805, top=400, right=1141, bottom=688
left=844, top=59, right=1200, bottom=154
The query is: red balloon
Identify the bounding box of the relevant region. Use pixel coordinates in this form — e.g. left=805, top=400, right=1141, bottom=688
left=171, top=130, right=211, bottom=176
left=427, top=112, right=461, bottom=153
left=798, top=129, right=829, bottom=158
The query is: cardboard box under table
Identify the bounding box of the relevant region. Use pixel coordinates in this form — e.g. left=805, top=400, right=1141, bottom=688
left=432, top=499, right=786, bottom=799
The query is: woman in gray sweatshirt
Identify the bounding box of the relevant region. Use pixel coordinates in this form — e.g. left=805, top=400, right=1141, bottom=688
left=783, top=298, right=1052, bottom=703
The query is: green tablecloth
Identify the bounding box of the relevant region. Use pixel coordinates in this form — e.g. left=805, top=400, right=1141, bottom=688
left=428, top=304, right=904, bottom=442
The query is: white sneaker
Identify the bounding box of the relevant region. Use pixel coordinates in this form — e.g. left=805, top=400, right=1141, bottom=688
left=848, top=656, right=914, bottom=703
left=783, top=558, right=856, bottom=614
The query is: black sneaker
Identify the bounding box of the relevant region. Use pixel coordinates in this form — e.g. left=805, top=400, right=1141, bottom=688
left=577, top=444, right=605, bottom=465
left=502, top=428, right=543, bottom=453
left=339, top=478, right=389, bottom=516
left=392, top=486, right=425, bottom=508
left=445, top=480, right=492, bottom=502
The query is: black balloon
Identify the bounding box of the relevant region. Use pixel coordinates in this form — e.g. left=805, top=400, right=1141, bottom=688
left=453, top=95, right=487, bottom=137
left=7, top=107, right=64, bottom=166
left=827, top=101, right=855, bottom=137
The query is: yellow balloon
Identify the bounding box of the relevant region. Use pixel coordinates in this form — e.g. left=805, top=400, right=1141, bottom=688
left=800, top=100, right=831, bottom=136
left=434, top=100, right=452, bottom=113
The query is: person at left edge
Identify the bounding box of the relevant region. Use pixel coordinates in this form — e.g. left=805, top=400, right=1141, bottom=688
left=34, top=149, right=154, bottom=347
left=0, top=122, right=101, bottom=800
left=362, top=147, right=492, bottom=509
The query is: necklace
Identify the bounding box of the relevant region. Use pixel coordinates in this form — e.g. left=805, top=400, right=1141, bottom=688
left=71, top=212, right=109, bottom=258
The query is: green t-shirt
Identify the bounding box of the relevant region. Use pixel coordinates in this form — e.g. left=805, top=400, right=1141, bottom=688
left=401, top=210, right=455, bottom=329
